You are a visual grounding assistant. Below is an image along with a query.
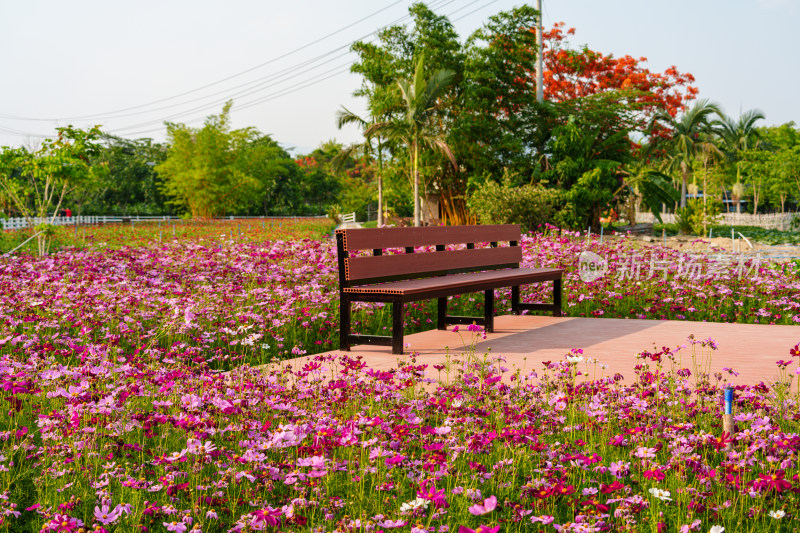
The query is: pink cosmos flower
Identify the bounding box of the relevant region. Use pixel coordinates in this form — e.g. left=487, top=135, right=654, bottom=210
left=417, top=479, right=447, bottom=508
left=93, top=505, right=121, bottom=525
left=385, top=454, right=406, bottom=467
left=163, top=522, right=187, bottom=533
left=250, top=506, right=283, bottom=527
left=378, top=519, right=408, bottom=528
left=186, top=439, right=217, bottom=455
left=458, top=526, right=500, bottom=533
left=468, top=495, right=497, bottom=515
left=296, top=455, right=326, bottom=468
left=44, top=514, right=84, bottom=532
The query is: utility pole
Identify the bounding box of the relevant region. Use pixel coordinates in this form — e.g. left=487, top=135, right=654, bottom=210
left=535, top=0, right=544, bottom=103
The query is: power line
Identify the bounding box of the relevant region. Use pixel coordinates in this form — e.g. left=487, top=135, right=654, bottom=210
left=0, top=0, right=408, bottom=122
left=106, top=0, right=472, bottom=136
left=2, top=0, right=494, bottom=140
left=110, top=58, right=357, bottom=134
left=108, top=54, right=357, bottom=130
left=448, top=0, right=498, bottom=20
left=0, top=0, right=457, bottom=140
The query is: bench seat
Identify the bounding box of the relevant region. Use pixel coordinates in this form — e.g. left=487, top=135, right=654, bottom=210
left=344, top=267, right=562, bottom=298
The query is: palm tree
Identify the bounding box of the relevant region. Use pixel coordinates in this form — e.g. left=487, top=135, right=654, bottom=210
left=652, top=99, right=722, bottom=208
left=615, top=157, right=679, bottom=226
left=714, top=108, right=765, bottom=213
left=334, top=107, right=388, bottom=226
left=368, top=56, right=457, bottom=226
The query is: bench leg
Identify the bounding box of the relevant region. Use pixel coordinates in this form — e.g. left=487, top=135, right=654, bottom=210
left=511, top=285, right=520, bottom=315
left=339, top=293, right=351, bottom=351
left=553, top=278, right=562, bottom=317
left=392, top=299, right=405, bottom=354
left=484, top=289, right=494, bottom=333
left=437, top=297, right=447, bottom=330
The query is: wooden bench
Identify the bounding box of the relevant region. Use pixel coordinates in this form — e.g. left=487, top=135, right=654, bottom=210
left=335, top=224, right=563, bottom=354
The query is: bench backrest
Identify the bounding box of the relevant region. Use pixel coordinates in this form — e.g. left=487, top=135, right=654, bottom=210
left=335, top=224, right=522, bottom=287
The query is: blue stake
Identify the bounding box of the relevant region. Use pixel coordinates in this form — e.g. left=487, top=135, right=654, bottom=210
left=724, top=386, right=733, bottom=415
left=723, top=386, right=735, bottom=450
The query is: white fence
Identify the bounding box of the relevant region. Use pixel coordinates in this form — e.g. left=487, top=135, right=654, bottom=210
left=0, top=215, right=183, bottom=231
left=3, top=216, right=107, bottom=231
left=636, top=211, right=798, bottom=231
left=2, top=214, right=328, bottom=231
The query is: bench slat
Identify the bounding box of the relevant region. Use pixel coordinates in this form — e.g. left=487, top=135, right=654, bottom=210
left=344, top=267, right=561, bottom=296
left=338, top=224, right=520, bottom=251
left=344, top=246, right=522, bottom=281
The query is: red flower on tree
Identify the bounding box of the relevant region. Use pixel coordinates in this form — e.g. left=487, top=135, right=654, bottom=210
left=539, top=22, right=697, bottom=119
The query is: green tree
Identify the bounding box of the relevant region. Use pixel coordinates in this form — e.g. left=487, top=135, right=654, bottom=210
left=769, top=148, right=800, bottom=211
left=237, top=135, right=304, bottom=216
left=368, top=56, right=456, bottom=226
left=349, top=2, right=465, bottom=224
left=740, top=148, right=771, bottom=214
left=615, top=157, right=679, bottom=226
left=545, top=122, right=625, bottom=231
left=295, top=142, right=346, bottom=215
left=714, top=108, right=765, bottom=212
left=157, top=102, right=260, bottom=218
left=335, top=107, right=389, bottom=225
left=759, top=123, right=800, bottom=211
left=0, top=125, right=103, bottom=255
left=87, top=135, right=170, bottom=216
left=651, top=99, right=722, bottom=208
left=454, top=6, right=540, bottom=181
left=351, top=2, right=464, bottom=118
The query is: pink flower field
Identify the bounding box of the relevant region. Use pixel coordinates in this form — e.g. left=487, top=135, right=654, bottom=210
left=1, top=223, right=799, bottom=532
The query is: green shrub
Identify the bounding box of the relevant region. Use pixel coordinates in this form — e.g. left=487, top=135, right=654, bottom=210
left=673, top=203, right=696, bottom=235
left=468, top=181, right=568, bottom=232
left=694, top=198, right=722, bottom=235
left=674, top=198, right=723, bottom=236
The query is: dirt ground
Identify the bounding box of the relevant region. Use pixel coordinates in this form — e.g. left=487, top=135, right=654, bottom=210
left=630, top=234, right=800, bottom=260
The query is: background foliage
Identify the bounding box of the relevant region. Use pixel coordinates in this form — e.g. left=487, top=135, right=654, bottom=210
left=1, top=2, right=798, bottom=231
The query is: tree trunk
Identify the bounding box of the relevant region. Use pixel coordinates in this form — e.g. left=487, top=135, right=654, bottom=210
left=680, top=161, right=689, bottom=208
left=377, top=175, right=383, bottom=226
left=702, top=171, right=708, bottom=236
left=625, top=192, right=636, bottom=226
left=736, top=164, right=741, bottom=213
left=413, top=144, right=420, bottom=227
left=377, top=141, right=384, bottom=227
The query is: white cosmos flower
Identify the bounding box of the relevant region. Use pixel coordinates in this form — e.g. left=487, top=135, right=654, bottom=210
left=768, top=510, right=785, bottom=519
left=399, top=498, right=429, bottom=514
left=648, top=487, right=672, bottom=501
left=709, top=526, right=725, bottom=533
left=566, top=355, right=584, bottom=364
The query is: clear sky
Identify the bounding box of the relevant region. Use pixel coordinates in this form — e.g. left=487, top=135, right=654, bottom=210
left=1, top=0, right=797, bottom=153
